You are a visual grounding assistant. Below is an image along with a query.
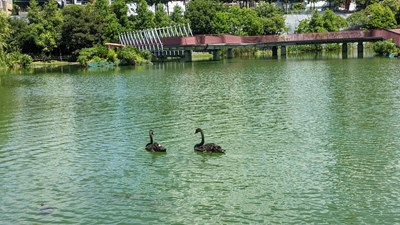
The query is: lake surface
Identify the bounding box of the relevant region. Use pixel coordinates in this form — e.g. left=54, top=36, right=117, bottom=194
left=1, top=56, right=400, bottom=224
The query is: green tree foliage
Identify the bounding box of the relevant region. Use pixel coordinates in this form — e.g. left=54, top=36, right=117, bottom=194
left=381, top=0, right=400, bottom=24
left=347, top=2, right=398, bottom=30
left=364, top=3, right=397, bottom=29
left=185, top=0, right=222, bottom=34
left=95, top=0, right=124, bottom=43
left=346, top=10, right=368, bottom=29
left=0, top=13, right=11, bottom=58
left=254, top=2, right=287, bottom=34
left=27, top=0, right=42, bottom=24
left=320, top=9, right=348, bottom=32
left=8, top=19, right=38, bottom=55
left=27, top=0, right=63, bottom=58
left=131, top=0, right=156, bottom=30
left=373, top=39, right=398, bottom=55
left=212, top=5, right=263, bottom=35
left=356, top=0, right=381, bottom=9
left=77, top=45, right=150, bottom=67
left=296, top=10, right=348, bottom=33
left=170, top=5, right=187, bottom=25
left=112, top=0, right=133, bottom=29
left=155, top=4, right=171, bottom=27
left=4, top=52, right=33, bottom=69
left=0, top=12, right=33, bottom=68
left=61, top=4, right=105, bottom=57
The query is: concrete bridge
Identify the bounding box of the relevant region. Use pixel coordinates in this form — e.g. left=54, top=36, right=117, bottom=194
left=118, top=27, right=400, bottom=61
left=160, top=29, right=400, bottom=61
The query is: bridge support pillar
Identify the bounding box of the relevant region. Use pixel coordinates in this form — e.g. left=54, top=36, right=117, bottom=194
left=357, top=42, right=364, bottom=58
left=227, top=48, right=234, bottom=59
left=342, top=43, right=348, bottom=59
left=184, top=50, right=192, bottom=62
left=212, top=50, right=221, bottom=61
left=272, top=46, right=278, bottom=59
left=281, top=46, right=286, bottom=59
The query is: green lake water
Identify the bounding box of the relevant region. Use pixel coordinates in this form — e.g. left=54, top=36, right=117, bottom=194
left=1, top=56, right=400, bottom=224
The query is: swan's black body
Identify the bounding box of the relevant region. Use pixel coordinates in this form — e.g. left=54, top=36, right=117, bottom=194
left=146, top=130, right=166, bottom=152
left=194, top=128, right=225, bottom=153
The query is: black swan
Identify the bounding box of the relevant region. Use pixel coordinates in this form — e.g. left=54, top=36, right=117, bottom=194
left=145, top=130, right=166, bottom=152
left=194, top=128, right=225, bottom=153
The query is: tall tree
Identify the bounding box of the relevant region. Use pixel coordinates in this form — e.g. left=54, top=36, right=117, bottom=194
left=170, top=5, right=187, bottom=25
left=27, top=0, right=63, bottom=57
left=364, top=3, right=397, bottom=29
left=154, top=3, right=171, bottom=27
left=381, top=0, right=400, bottom=24
left=254, top=2, right=287, bottom=34
left=0, top=12, right=11, bottom=62
left=112, top=0, right=133, bottom=29
left=8, top=18, right=38, bottom=54
left=61, top=4, right=105, bottom=56
left=212, top=5, right=264, bottom=35
left=130, top=0, right=156, bottom=30
left=38, top=0, right=63, bottom=55
left=184, top=0, right=222, bottom=34
left=296, top=10, right=348, bottom=33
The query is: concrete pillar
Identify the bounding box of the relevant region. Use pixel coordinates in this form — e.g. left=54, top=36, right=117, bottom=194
left=184, top=50, right=192, bottom=62
left=342, top=43, right=348, bottom=59
left=281, top=46, right=286, bottom=59
left=357, top=41, right=364, bottom=58
left=227, top=48, right=234, bottom=59
left=272, top=46, right=278, bottom=59
left=212, top=50, right=221, bottom=61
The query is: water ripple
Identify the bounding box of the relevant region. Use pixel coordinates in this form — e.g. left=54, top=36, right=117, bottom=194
left=1, top=59, right=400, bottom=224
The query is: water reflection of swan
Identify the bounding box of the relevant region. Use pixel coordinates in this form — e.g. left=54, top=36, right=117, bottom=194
left=145, top=130, right=166, bottom=152
left=194, top=128, right=225, bottom=153
left=40, top=203, right=57, bottom=214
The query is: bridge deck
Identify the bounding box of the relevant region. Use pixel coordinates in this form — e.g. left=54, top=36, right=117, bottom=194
left=160, top=29, right=400, bottom=51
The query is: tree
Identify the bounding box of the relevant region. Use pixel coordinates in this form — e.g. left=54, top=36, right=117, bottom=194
left=321, top=9, right=348, bottom=32
left=381, top=0, right=400, bottom=24
left=94, top=0, right=124, bottom=43
left=27, top=0, right=63, bottom=58
left=61, top=4, right=105, bottom=57
left=364, top=3, right=397, bottom=29
left=254, top=2, right=287, bottom=34
left=8, top=19, right=38, bottom=54
left=296, top=10, right=348, bottom=33
left=154, top=3, right=171, bottom=27
left=112, top=0, right=133, bottom=30
left=27, top=0, right=42, bottom=24
left=130, top=0, right=156, bottom=30
left=212, top=5, right=264, bottom=35
left=355, top=0, right=381, bottom=10
left=0, top=12, right=11, bottom=63
left=170, top=5, right=187, bottom=25
left=184, top=0, right=222, bottom=34
left=346, top=10, right=368, bottom=29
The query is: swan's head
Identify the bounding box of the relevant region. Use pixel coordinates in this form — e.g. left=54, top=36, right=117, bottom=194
left=149, top=130, right=154, bottom=136
left=195, top=128, right=202, bottom=134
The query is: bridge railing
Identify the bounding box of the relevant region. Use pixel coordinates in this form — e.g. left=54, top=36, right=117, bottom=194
left=160, top=30, right=384, bottom=47
left=118, top=23, right=193, bottom=56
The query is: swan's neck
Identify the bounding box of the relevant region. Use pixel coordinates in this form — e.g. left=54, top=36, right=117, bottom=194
left=149, top=133, right=154, bottom=144
left=198, top=131, right=204, bottom=146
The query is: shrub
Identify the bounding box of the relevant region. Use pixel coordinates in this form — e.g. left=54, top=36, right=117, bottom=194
left=117, top=46, right=138, bottom=65
left=140, top=50, right=153, bottom=61
left=78, top=45, right=152, bottom=67
left=107, top=49, right=119, bottom=64
left=77, top=46, right=108, bottom=66
left=4, top=52, right=33, bottom=69
left=373, top=39, right=398, bottom=56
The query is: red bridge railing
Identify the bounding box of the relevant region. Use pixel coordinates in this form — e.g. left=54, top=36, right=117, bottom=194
left=160, top=29, right=400, bottom=47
